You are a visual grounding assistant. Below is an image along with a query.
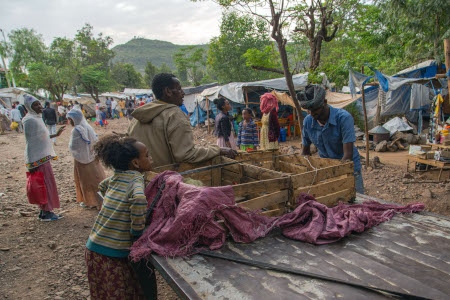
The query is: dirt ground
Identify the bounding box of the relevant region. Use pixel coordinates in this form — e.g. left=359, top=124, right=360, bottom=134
left=0, top=117, right=449, bottom=299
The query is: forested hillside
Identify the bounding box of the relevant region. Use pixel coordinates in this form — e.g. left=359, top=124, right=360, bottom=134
left=112, top=38, right=207, bottom=72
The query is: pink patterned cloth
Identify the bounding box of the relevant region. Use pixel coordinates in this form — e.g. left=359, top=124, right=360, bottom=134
left=260, top=93, right=279, bottom=114
left=130, top=172, right=424, bottom=260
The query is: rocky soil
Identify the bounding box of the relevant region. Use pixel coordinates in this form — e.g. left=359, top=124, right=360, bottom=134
left=0, top=118, right=449, bottom=299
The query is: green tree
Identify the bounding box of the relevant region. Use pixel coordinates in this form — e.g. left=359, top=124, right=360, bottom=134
left=174, top=46, right=207, bottom=86
left=377, top=0, right=450, bottom=62
left=158, top=63, right=172, bottom=74
left=79, top=64, right=112, bottom=102
left=292, top=0, right=358, bottom=70
left=144, top=61, right=158, bottom=87
left=74, top=24, right=115, bottom=101
left=207, top=11, right=272, bottom=83
left=6, top=28, right=47, bottom=85
left=111, top=63, right=143, bottom=89
left=27, top=38, right=78, bottom=102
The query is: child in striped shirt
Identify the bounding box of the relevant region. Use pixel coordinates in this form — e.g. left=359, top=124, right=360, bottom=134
left=237, top=108, right=259, bottom=151
left=85, top=134, right=154, bottom=299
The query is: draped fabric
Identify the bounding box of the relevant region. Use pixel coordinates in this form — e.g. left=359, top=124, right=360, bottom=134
left=22, top=95, right=56, bottom=168
left=68, top=109, right=98, bottom=164
left=260, top=93, right=279, bottom=114
left=130, top=171, right=424, bottom=260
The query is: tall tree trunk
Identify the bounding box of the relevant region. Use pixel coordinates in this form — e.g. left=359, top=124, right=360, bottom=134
left=268, top=0, right=304, bottom=133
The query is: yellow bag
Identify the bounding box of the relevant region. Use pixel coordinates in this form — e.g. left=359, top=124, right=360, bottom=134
left=119, top=112, right=124, bottom=117
left=10, top=121, right=18, bottom=130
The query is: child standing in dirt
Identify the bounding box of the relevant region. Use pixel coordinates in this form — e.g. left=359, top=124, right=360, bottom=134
left=237, top=108, right=259, bottom=151
left=85, top=134, right=156, bottom=299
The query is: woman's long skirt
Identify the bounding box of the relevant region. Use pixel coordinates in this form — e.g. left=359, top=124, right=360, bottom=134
left=74, top=158, right=106, bottom=208
left=28, top=161, right=60, bottom=212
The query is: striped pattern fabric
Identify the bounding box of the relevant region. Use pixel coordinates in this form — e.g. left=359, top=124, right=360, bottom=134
left=237, top=119, right=259, bottom=147
left=86, top=170, right=147, bottom=258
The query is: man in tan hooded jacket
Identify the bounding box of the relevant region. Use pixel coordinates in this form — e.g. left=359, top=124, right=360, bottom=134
left=128, top=73, right=235, bottom=168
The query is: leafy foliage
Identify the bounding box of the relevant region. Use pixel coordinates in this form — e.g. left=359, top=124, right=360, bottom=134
left=207, top=11, right=273, bottom=83
left=6, top=28, right=47, bottom=86
left=111, top=63, right=144, bottom=90
left=74, top=24, right=115, bottom=101
left=27, top=38, right=78, bottom=101
left=144, top=61, right=158, bottom=88
left=174, top=46, right=208, bottom=86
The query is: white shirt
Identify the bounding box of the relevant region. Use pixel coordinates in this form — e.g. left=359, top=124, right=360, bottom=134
left=111, top=100, right=118, bottom=110
left=10, top=108, right=22, bottom=121
left=58, top=106, right=66, bottom=114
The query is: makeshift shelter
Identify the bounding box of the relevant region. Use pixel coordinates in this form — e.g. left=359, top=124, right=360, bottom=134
left=349, top=60, right=448, bottom=129
left=123, top=88, right=153, bottom=97
left=0, top=87, right=28, bottom=107
left=183, top=83, right=219, bottom=113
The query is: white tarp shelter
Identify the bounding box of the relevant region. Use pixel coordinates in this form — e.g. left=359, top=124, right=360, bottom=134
left=123, top=88, right=153, bottom=96
left=200, top=73, right=310, bottom=105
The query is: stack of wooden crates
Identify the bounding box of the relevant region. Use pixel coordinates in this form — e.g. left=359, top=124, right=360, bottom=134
left=146, top=150, right=355, bottom=217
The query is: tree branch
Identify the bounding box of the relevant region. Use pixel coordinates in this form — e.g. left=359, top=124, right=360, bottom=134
left=250, top=65, right=285, bottom=74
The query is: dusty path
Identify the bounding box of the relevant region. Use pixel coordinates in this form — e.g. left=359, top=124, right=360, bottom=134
left=0, top=118, right=448, bottom=299
left=0, top=118, right=178, bottom=300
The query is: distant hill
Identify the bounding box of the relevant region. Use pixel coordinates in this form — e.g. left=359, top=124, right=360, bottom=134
left=111, top=38, right=208, bottom=73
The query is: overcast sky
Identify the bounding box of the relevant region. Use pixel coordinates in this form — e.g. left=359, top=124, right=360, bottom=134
left=1, top=0, right=224, bottom=46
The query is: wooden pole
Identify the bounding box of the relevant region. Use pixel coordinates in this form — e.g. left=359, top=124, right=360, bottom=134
left=444, top=39, right=450, bottom=92
left=206, top=97, right=210, bottom=134
left=361, top=66, right=370, bottom=169
left=245, top=90, right=249, bottom=108
left=196, top=100, right=199, bottom=128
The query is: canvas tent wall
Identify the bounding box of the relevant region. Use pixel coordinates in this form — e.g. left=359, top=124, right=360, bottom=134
left=182, top=83, right=219, bottom=113
left=349, top=60, right=448, bottom=128
left=123, top=88, right=153, bottom=98
left=0, top=87, right=27, bottom=108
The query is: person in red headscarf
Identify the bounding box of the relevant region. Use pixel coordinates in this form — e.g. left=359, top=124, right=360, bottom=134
left=259, top=92, right=280, bottom=150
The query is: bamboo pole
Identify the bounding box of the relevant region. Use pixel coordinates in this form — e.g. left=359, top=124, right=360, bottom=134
left=361, top=66, right=370, bottom=169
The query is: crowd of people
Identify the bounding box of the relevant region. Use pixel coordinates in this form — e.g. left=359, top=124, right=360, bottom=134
left=0, top=72, right=363, bottom=299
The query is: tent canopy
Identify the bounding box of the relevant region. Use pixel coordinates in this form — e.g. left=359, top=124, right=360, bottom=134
left=200, top=73, right=310, bottom=104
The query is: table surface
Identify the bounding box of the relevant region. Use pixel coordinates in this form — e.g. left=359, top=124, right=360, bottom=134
left=150, top=194, right=450, bottom=300
left=407, top=154, right=450, bottom=167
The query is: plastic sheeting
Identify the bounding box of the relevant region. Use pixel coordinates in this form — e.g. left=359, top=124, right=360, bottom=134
left=200, top=73, right=310, bottom=104
left=382, top=117, right=413, bottom=135
left=190, top=103, right=207, bottom=127
left=410, top=84, right=432, bottom=110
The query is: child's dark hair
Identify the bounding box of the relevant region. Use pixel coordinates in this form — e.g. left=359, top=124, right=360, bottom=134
left=94, top=134, right=139, bottom=171
left=243, top=108, right=253, bottom=116
left=213, top=97, right=226, bottom=111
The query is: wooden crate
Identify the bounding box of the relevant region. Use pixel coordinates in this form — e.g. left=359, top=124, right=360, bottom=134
left=235, top=150, right=356, bottom=207
left=145, top=151, right=355, bottom=217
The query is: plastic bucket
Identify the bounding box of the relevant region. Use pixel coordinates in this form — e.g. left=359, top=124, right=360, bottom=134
left=280, top=128, right=287, bottom=142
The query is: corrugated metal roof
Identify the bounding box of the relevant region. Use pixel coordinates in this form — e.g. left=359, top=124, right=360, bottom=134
left=150, top=193, right=450, bottom=299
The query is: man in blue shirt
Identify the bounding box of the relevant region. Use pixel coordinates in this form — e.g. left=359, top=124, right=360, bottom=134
left=299, top=85, right=364, bottom=194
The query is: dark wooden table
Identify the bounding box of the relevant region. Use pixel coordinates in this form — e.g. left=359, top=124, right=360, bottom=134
left=150, top=194, right=450, bottom=299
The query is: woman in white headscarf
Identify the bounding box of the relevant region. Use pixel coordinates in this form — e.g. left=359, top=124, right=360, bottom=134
left=22, top=94, right=65, bottom=221
left=67, top=109, right=106, bottom=209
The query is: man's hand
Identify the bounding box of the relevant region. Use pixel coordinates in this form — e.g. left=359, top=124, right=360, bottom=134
left=220, top=147, right=238, bottom=159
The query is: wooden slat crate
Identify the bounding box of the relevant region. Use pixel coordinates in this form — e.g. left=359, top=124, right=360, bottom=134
left=145, top=151, right=355, bottom=217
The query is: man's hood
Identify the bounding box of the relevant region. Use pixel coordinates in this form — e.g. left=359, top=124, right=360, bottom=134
left=131, top=100, right=178, bottom=123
